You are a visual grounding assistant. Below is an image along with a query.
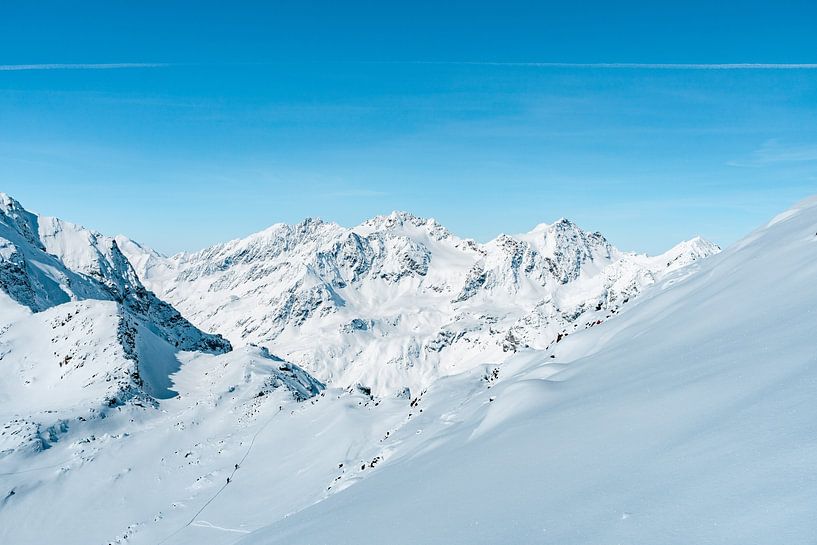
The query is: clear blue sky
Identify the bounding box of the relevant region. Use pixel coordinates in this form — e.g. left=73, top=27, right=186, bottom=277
left=1, top=1, right=816, bottom=254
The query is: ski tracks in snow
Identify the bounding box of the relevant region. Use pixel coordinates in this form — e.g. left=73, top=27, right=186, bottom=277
left=157, top=405, right=283, bottom=544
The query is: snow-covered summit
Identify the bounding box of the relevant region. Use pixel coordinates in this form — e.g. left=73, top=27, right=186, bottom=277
left=0, top=195, right=230, bottom=352
left=120, top=210, right=719, bottom=395
left=656, top=235, right=721, bottom=270
left=355, top=211, right=453, bottom=241
left=0, top=194, right=237, bottom=430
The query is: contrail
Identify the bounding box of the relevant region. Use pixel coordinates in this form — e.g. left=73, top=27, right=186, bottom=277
left=3, top=61, right=814, bottom=71
left=0, top=63, right=169, bottom=71
left=401, top=61, right=817, bottom=70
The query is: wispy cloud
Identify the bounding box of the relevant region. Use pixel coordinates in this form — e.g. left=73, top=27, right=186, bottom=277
left=402, top=62, right=817, bottom=70
left=321, top=189, right=388, bottom=198
left=0, top=63, right=169, bottom=71
left=729, top=140, right=817, bottom=167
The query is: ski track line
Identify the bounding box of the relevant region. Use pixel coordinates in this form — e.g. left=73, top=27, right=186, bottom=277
left=190, top=520, right=250, bottom=534
left=0, top=458, right=76, bottom=476
left=156, top=406, right=283, bottom=545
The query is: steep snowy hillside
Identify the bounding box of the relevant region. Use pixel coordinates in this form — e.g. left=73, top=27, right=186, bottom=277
left=0, top=194, right=328, bottom=545
left=121, top=211, right=719, bottom=395
left=240, top=197, right=817, bottom=545
left=0, top=194, right=235, bottom=454
left=0, top=339, right=332, bottom=545
left=0, top=193, right=230, bottom=354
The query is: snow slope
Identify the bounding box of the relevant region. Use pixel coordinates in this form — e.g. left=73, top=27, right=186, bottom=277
left=0, top=195, right=333, bottom=545
left=0, top=343, right=334, bottom=545
left=120, top=212, right=719, bottom=396
left=0, top=193, right=236, bottom=457
left=238, top=196, right=817, bottom=545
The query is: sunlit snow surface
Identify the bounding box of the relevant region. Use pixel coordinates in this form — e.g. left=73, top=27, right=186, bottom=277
left=239, top=196, right=817, bottom=545
left=0, top=196, right=814, bottom=544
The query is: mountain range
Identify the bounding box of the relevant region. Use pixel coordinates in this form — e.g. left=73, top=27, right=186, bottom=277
left=1, top=192, right=815, bottom=545
left=117, top=209, right=718, bottom=396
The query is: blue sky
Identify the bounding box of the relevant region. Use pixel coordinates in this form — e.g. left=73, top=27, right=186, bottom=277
left=1, top=1, right=816, bottom=254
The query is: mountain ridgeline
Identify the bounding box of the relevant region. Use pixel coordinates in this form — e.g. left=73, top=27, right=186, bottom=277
left=0, top=193, right=719, bottom=402
left=118, top=210, right=719, bottom=395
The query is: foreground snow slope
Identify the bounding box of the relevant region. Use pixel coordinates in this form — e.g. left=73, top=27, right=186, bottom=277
left=0, top=336, right=432, bottom=545
left=240, top=199, right=817, bottom=545
left=120, top=212, right=718, bottom=395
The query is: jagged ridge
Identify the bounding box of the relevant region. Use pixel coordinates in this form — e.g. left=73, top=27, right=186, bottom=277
left=120, top=209, right=720, bottom=395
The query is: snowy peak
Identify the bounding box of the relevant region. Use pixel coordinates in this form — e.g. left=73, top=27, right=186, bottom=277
left=37, top=215, right=145, bottom=301
left=0, top=192, right=46, bottom=250
left=658, top=236, right=722, bottom=271
left=520, top=217, right=613, bottom=257
left=174, top=217, right=346, bottom=283
left=119, top=209, right=719, bottom=395
left=355, top=211, right=451, bottom=240
left=504, top=217, right=616, bottom=283
left=0, top=199, right=107, bottom=311
left=0, top=192, right=232, bottom=370
left=1, top=193, right=133, bottom=301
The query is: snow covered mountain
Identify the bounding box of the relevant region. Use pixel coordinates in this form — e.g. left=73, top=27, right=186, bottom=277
left=0, top=194, right=812, bottom=545
left=239, top=194, right=817, bottom=545
left=0, top=193, right=241, bottom=454
left=0, top=193, right=230, bottom=352
left=119, top=211, right=719, bottom=396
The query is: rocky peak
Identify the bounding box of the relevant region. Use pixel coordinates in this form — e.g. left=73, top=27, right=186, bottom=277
left=0, top=194, right=231, bottom=354
left=0, top=192, right=44, bottom=250
left=357, top=211, right=452, bottom=241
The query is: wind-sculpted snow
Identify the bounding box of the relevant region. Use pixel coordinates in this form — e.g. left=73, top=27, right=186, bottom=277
left=122, top=210, right=719, bottom=395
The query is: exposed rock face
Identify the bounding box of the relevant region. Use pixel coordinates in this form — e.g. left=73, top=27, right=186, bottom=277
left=0, top=193, right=231, bottom=355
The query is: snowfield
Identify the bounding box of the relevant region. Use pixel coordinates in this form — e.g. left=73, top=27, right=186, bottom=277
left=0, top=192, right=815, bottom=545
